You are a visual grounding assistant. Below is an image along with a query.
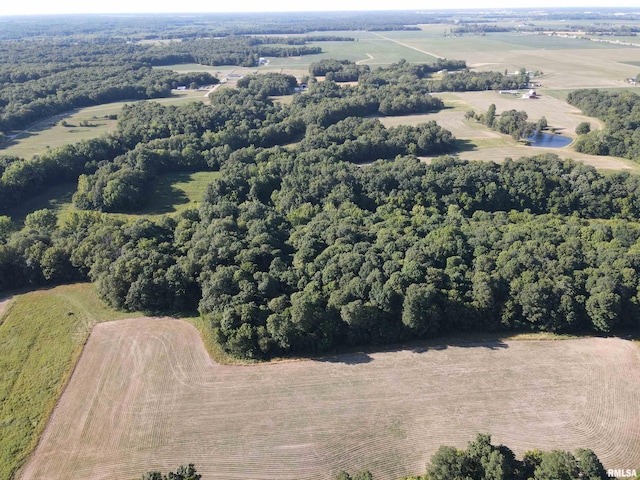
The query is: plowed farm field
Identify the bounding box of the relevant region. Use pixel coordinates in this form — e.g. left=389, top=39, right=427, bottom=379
left=20, top=318, right=640, bottom=480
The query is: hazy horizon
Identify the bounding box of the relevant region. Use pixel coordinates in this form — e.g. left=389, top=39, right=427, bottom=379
left=2, top=1, right=640, bottom=17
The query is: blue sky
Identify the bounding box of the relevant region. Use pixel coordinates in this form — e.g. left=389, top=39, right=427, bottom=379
left=1, top=0, right=639, bottom=16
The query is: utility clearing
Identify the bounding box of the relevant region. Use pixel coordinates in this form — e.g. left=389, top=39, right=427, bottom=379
left=20, top=318, right=640, bottom=480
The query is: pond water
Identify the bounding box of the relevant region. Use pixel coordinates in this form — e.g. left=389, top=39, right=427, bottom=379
left=527, top=132, right=573, bottom=148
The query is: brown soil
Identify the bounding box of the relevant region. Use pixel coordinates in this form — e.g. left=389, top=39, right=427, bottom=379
left=20, top=317, right=640, bottom=480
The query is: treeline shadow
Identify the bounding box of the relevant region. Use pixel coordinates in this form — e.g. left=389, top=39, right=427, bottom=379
left=312, top=332, right=510, bottom=365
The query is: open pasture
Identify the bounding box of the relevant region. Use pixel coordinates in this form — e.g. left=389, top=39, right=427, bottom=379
left=114, top=170, right=220, bottom=220
left=378, top=91, right=637, bottom=171
left=1, top=90, right=207, bottom=159
left=2, top=170, right=219, bottom=225
left=20, top=317, right=640, bottom=480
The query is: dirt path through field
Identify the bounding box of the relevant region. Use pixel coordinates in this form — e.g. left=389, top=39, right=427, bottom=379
left=356, top=54, right=374, bottom=65
left=20, top=318, right=640, bottom=480
left=372, top=32, right=444, bottom=59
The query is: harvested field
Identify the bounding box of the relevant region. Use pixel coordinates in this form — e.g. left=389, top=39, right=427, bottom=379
left=20, top=318, right=640, bottom=480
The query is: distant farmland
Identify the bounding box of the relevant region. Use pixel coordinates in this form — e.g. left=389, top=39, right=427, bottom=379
left=20, top=318, right=640, bottom=480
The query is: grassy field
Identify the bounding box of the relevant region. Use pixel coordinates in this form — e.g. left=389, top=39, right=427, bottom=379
left=2, top=171, right=219, bottom=225
left=18, top=317, right=640, bottom=480
left=2, top=183, right=77, bottom=225
left=378, top=91, right=639, bottom=172
left=0, top=284, right=145, bottom=480
left=1, top=90, right=207, bottom=159
left=115, top=171, right=220, bottom=220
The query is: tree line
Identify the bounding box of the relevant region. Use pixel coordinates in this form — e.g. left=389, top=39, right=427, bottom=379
left=3, top=154, right=640, bottom=358
left=409, top=433, right=609, bottom=480
left=568, top=89, right=640, bottom=160
left=0, top=12, right=446, bottom=42
left=467, top=104, right=539, bottom=140
left=134, top=435, right=611, bottom=480
left=135, top=36, right=323, bottom=68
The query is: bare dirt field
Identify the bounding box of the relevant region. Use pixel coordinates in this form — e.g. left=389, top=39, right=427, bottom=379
left=20, top=317, right=640, bottom=480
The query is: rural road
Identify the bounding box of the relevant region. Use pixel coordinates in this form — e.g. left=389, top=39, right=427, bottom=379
left=205, top=84, right=221, bottom=97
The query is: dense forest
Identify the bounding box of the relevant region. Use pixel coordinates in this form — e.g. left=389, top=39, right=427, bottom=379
left=2, top=54, right=640, bottom=358
left=3, top=149, right=640, bottom=358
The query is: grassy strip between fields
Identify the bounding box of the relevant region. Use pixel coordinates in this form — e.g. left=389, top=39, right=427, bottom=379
left=0, top=284, right=143, bottom=480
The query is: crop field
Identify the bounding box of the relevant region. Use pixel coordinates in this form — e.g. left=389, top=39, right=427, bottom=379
left=19, top=317, right=640, bottom=480
left=360, top=28, right=640, bottom=90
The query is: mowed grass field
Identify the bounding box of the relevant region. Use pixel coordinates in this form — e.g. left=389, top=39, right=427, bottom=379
left=378, top=91, right=639, bottom=172
left=1, top=90, right=207, bottom=159
left=18, top=317, right=640, bottom=480
left=0, top=285, right=145, bottom=480
left=2, top=171, right=219, bottom=225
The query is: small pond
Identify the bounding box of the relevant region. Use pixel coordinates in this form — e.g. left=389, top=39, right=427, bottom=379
left=527, top=132, right=573, bottom=148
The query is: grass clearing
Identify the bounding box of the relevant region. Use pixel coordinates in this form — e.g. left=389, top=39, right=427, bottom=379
left=115, top=170, right=220, bottom=221
left=2, top=171, right=220, bottom=225
left=19, top=317, right=640, bottom=480
left=1, top=90, right=207, bottom=159
left=379, top=91, right=638, bottom=172
left=1, top=183, right=76, bottom=225
left=0, top=284, right=143, bottom=480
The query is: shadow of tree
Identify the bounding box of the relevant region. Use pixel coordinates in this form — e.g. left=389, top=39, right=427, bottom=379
left=452, top=138, right=477, bottom=153
left=316, top=352, right=373, bottom=365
